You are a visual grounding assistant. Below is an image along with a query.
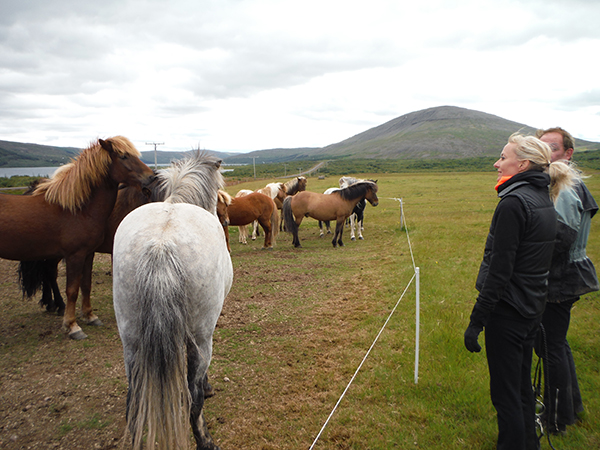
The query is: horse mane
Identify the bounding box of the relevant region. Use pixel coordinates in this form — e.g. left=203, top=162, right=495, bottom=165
left=218, top=189, right=232, bottom=206
left=334, top=180, right=378, bottom=201
left=33, top=136, right=141, bottom=213
left=284, top=176, right=307, bottom=195
left=156, top=151, right=225, bottom=213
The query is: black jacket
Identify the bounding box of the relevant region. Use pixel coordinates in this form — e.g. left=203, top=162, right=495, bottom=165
left=475, top=171, right=558, bottom=318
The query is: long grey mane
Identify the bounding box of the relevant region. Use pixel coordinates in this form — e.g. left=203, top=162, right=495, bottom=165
left=155, top=152, right=225, bottom=213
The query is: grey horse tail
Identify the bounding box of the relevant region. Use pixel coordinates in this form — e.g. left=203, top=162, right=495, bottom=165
left=282, top=196, right=297, bottom=235
left=127, top=239, right=192, bottom=450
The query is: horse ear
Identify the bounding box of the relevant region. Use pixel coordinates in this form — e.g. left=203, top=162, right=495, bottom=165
left=99, top=139, right=114, bottom=154
left=213, top=159, right=222, bottom=169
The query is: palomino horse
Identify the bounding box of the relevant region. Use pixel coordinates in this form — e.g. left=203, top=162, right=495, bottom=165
left=113, top=152, right=232, bottom=450
left=283, top=180, right=379, bottom=248
left=226, top=192, right=279, bottom=249
left=0, top=137, right=154, bottom=339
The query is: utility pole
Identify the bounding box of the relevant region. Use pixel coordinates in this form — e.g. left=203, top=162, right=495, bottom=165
left=283, top=163, right=288, bottom=177
left=146, top=142, right=164, bottom=169
left=253, top=156, right=259, bottom=179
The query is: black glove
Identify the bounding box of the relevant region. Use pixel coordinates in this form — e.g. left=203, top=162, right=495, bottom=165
left=464, top=301, right=493, bottom=353
left=464, top=324, right=483, bottom=353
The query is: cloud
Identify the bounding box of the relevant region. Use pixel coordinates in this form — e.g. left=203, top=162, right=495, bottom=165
left=1, top=0, right=599, bottom=150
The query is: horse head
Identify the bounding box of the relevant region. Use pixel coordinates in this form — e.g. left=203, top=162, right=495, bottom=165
left=99, top=137, right=155, bottom=189
left=365, top=182, right=379, bottom=206
left=217, top=190, right=232, bottom=227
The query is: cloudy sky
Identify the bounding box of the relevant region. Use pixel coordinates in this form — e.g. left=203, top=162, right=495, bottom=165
left=1, top=0, right=599, bottom=153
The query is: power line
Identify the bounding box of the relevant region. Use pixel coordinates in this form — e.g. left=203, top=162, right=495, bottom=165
left=145, top=142, right=164, bottom=169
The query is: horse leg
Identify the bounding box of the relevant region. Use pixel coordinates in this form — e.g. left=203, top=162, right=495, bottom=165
left=319, top=220, right=324, bottom=237
left=188, top=344, right=220, bottom=450
left=63, top=255, right=87, bottom=340
left=48, top=259, right=65, bottom=315
left=333, top=220, right=345, bottom=247
left=238, top=225, right=247, bottom=244
left=252, top=219, right=260, bottom=239
left=260, top=220, right=273, bottom=249
left=350, top=214, right=357, bottom=241
left=80, top=253, right=102, bottom=327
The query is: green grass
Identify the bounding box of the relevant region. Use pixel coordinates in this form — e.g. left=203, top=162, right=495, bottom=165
left=209, top=170, right=600, bottom=449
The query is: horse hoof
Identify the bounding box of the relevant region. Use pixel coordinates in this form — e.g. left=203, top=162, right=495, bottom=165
left=351, top=237, right=356, bottom=241
left=69, top=329, right=88, bottom=340
left=359, top=236, right=364, bottom=240
left=204, top=384, right=215, bottom=398
left=57, top=308, right=65, bottom=317
left=88, top=318, right=104, bottom=327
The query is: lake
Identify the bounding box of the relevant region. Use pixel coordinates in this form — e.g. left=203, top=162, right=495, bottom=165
left=0, top=167, right=59, bottom=178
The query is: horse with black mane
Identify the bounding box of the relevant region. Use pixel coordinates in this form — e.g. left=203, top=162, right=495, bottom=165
left=283, top=180, right=379, bottom=248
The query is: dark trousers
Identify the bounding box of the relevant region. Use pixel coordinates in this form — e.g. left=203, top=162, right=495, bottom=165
left=485, top=302, right=541, bottom=450
left=539, top=299, right=584, bottom=428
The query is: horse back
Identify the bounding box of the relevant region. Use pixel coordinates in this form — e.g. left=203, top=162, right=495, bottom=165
left=291, top=191, right=352, bottom=222
left=227, top=192, right=274, bottom=226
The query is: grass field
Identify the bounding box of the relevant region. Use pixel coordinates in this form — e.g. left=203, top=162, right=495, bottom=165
left=0, top=170, right=598, bottom=449
left=212, top=171, right=600, bottom=449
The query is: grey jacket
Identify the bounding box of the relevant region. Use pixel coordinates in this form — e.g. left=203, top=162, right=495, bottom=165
left=548, top=180, right=599, bottom=302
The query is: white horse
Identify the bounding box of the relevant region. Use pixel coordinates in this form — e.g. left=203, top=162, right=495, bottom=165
left=113, top=152, right=232, bottom=450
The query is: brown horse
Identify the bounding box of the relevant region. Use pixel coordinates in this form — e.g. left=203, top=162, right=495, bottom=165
left=226, top=192, right=278, bottom=249
left=1, top=136, right=154, bottom=339
left=278, top=176, right=307, bottom=231
left=282, top=180, right=379, bottom=248
left=18, top=179, right=158, bottom=314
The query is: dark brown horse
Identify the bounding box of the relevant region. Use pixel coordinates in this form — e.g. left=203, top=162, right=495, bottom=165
left=225, top=192, right=278, bottom=249
left=1, top=136, right=154, bottom=339
left=18, top=179, right=158, bottom=314
left=282, top=180, right=379, bottom=248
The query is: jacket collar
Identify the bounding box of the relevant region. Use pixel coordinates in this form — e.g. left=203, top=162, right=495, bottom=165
left=497, top=171, right=550, bottom=198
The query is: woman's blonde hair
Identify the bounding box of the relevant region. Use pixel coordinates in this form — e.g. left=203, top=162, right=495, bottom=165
left=508, top=132, right=578, bottom=201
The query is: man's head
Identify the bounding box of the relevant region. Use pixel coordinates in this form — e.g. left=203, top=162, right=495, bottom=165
left=536, top=127, right=575, bottom=162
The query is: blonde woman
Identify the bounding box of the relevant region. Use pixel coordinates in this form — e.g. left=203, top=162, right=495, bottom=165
left=464, top=133, right=576, bottom=450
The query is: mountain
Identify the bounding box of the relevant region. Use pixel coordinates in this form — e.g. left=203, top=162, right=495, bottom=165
left=2, top=106, right=599, bottom=167
left=220, top=106, right=600, bottom=164
left=0, top=140, right=80, bottom=167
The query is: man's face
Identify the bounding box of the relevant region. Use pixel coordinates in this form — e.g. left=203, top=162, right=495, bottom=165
left=540, top=131, right=574, bottom=162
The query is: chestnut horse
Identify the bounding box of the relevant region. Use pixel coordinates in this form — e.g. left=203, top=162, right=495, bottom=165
left=0, top=136, right=154, bottom=339
left=18, top=179, right=158, bottom=315
left=226, top=192, right=278, bottom=249
left=282, top=180, right=379, bottom=248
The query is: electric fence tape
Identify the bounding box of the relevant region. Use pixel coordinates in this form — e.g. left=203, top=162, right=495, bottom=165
left=309, top=197, right=420, bottom=449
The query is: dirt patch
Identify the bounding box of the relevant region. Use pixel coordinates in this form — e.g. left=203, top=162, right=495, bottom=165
left=0, top=243, right=373, bottom=449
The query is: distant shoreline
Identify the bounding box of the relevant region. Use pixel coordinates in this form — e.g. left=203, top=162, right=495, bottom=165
left=0, top=167, right=59, bottom=178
